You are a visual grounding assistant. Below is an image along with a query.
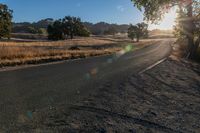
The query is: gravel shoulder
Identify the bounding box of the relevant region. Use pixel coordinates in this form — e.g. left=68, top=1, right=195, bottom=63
left=13, top=58, right=200, bottom=133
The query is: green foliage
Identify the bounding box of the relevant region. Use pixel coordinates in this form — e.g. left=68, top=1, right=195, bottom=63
left=173, top=8, right=184, bottom=38
left=38, top=28, right=47, bottom=35
left=128, top=24, right=137, bottom=40
left=77, top=27, right=90, bottom=37
left=193, top=1, right=200, bottom=38
left=131, top=0, right=198, bottom=23
left=128, top=22, right=148, bottom=42
left=47, top=16, right=90, bottom=40
left=47, top=20, right=64, bottom=40
left=0, top=4, right=13, bottom=39
left=62, top=16, right=81, bottom=39
left=136, top=22, right=149, bottom=40
left=131, top=0, right=177, bottom=23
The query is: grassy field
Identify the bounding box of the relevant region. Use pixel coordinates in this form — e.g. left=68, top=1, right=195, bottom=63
left=0, top=37, right=155, bottom=67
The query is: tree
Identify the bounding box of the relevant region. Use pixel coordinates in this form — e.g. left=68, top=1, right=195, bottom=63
left=47, top=20, right=64, bottom=40
left=128, top=24, right=137, bottom=40
left=128, top=23, right=148, bottom=42
left=62, top=16, right=90, bottom=39
left=0, top=4, right=13, bottom=39
left=136, top=22, right=148, bottom=42
left=173, top=1, right=200, bottom=58
left=131, top=0, right=200, bottom=59
left=47, top=16, right=90, bottom=40
left=62, top=16, right=84, bottom=39
left=62, top=16, right=75, bottom=39
left=173, top=6, right=187, bottom=39
left=76, top=25, right=90, bottom=37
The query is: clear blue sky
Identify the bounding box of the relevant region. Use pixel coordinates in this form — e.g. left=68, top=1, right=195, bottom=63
left=1, top=0, right=144, bottom=24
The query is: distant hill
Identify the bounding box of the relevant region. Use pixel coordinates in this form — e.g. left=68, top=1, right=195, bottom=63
left=83, top=22, right=129, bottom=35
left=12, top=19, right=174, bottom=38
left=13, top=18, right=54, bottom=29
left=12, top=18, right=54, bottom=34
left=12, top=19, right=129, bottom=35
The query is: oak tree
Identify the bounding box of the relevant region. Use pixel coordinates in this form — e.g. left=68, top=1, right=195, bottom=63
left=128, top=22, right=148, bottom=42
left=0, top=4, right=13, bottom=39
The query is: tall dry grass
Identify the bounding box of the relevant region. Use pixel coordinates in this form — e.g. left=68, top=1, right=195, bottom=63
left=0, top=37, right=114, bottom=47
left=0, top=37, right=155, bottom=67
left=0, top=37, right=121, bottom=67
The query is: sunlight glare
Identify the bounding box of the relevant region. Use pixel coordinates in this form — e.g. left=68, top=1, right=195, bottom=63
left=149, top=7, right=178, bottom=30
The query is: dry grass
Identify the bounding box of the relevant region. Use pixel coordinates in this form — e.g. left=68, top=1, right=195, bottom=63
left=0, top=37, right=114, bottom=47
left=0, top=47, right=120, bottom=67
left=0, top=37, right=155, bottom=67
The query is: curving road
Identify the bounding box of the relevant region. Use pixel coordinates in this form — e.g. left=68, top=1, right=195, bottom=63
left=0, top=39, right=174, bottom=130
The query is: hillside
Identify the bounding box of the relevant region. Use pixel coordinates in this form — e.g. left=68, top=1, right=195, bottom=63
left=12, top=19, right=129, bottom=35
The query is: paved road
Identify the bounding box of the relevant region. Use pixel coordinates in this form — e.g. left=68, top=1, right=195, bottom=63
left=0, top=39, right=173, bottom=130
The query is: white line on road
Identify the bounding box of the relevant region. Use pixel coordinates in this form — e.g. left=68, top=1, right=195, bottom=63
left=139, top=58, right=167, bottom=75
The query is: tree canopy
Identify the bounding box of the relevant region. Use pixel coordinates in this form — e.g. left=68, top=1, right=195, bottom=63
left=0, top=4, right=13, bottom=39
left=47, top=16, right=90, bottom=40
left=128, top=22, right=148, bottom=42
left=47, top=20, right=64, bottom=40
left=131, top=0, right=197, bottom=22
left=128, top=24, right=137, bottom=40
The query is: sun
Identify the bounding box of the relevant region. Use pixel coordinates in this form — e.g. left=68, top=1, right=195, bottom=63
left=149, top=7, right=178, bottom=30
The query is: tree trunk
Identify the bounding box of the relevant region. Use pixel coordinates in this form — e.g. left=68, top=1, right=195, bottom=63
left=70, top=33, right=73, bottom=39
left=192, top=37, right=200, bottom=58
left=136, top=35, right=139, bottom=42
left=137, top=38, right=139, bottom=42
left=185, top=0, right=196, bottom=59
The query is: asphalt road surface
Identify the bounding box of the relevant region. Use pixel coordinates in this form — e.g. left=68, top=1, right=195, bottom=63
left=0, top=39, right=173, bottom=130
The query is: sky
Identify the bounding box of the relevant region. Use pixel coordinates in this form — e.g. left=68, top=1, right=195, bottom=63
left=1, top=0, right=176, bottom=30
